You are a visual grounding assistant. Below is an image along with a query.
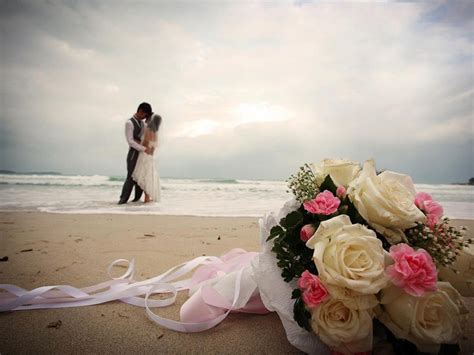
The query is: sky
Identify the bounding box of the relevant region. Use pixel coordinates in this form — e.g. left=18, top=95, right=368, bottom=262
left=1, top=0, right=473, bottom=183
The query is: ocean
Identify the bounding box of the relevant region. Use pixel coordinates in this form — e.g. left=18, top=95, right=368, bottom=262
left=0, top=173, right=472, bottom=219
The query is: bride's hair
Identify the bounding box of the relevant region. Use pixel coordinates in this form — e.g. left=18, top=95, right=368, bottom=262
left=148, top=114, right=162, bottom=132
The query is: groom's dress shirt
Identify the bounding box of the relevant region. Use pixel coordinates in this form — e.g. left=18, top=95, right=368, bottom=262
left=125, top=115, right=146, bottom=152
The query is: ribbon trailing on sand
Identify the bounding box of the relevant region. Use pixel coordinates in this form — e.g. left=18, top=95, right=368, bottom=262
left=0, top=248, right=269, bottom=332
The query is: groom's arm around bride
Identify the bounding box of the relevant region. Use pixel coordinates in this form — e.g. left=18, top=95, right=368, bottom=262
left=118, top=102, right=153, bottom=205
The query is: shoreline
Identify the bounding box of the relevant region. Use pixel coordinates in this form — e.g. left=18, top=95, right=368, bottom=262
left=2, top=209, right=473, bottom=221
left=5, top=210, right=270, bottom=219
left=0, top=212, right=473, bottom=353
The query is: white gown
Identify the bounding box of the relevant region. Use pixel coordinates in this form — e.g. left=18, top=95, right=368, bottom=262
left=132, top=140, right=161, bottom=202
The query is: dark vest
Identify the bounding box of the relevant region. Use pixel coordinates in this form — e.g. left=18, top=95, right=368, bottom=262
left=130, top=117, right=142, bottom=149
left=130, top=118, right=142, bottom=142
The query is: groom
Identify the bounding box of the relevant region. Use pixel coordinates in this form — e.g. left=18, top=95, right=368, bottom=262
left=118, top=102, right=153, bottom=204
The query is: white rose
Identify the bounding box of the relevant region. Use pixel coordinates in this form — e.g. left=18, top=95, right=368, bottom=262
left=306, top=215, right=388, bottom=295
left=377, top=282, right=469, bottom=353
left=310, top=297, right=373, bottom=353
left=311, top=159, right=361, bottom=187
left=348, top=159, right=425, bottom=244
left=324, top=284, right=379, bottom=311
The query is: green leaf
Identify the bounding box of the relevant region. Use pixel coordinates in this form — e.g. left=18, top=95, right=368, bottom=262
left=284, top=227, right=301, bottom=245
left=293, top=297, right=312, bottom=331
left=294, top=265, right=304, bottom=278
left=346, top=198, right=367, bottom=225
left=282, top=269, right=291, bottom=280
left=439, top=343, right=460, bottom=355
left=271, top=245, right=280, bottom=254
left=280, top=210, right=303, bottom=229
left=266, top=225, right=284, bottom=241
left=375, top=231, right=392, bottom=251
left=270, top=208, right=321, bottom=284
left=319, top=174, right=338, bottom=194
left=318, top=213, right=338, bottom=222
left=291, top=288, right=301, bottom=299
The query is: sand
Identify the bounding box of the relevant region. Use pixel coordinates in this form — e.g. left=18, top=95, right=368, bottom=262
left=0, top=212, right=472, bottom=354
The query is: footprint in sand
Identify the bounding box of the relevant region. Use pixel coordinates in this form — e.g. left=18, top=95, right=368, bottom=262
left=137, top=234, right=156, bottom=239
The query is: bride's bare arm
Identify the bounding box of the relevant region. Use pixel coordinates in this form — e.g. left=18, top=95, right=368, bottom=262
left=149, top=131, right=157, bottom=155
left=142, top=129, right=150, bottom=147
left=143, top=129, right=152, bottom=154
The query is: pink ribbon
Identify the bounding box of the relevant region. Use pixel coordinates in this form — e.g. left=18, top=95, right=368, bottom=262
left=0, top=249, right=269, bottom=332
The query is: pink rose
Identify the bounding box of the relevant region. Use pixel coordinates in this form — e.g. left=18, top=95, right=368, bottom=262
left=424, top=200, right=443, bottom=228
left=304, top=190, right=340, bottom=215
left=297, top=270, right=328, bottom=308
left=414, top=192, right=444, bottom=229
left=386, top=244, right=437, bottom=297
left=336, top=185, right=346, bottom=199
left=414, top=192, right=432, bottom=210
left=300, top=224, right=316, bottom=242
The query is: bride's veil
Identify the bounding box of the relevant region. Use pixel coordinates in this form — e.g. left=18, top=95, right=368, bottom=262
left=147, top=114, right=162, bottom=132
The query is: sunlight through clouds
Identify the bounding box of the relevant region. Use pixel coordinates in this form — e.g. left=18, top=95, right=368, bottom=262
left=231, top=103, right=289, bottom=127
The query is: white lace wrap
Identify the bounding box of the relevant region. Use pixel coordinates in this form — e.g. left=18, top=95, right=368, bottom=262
left=252, top=199, right=330, bottom=355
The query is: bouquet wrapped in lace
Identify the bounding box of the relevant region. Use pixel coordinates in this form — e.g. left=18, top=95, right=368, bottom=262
left=253, top=159, right=471, bottom=354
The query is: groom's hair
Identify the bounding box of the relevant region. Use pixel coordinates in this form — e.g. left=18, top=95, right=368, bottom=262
left=137, top=102, right=152, bottom=115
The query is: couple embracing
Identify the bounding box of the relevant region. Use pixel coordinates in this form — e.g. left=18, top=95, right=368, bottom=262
left=118, top=102, right=162, bottom=205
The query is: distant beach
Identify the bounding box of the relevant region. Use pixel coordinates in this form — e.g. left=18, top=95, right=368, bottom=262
left=0, top=173, right=473, bottom=219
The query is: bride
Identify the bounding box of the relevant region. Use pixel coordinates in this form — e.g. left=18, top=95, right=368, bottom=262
left=132, top=113, right=162, bottom=203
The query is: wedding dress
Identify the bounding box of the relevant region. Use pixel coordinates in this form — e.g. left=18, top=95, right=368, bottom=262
left=132, top=140, right=160, bottom=201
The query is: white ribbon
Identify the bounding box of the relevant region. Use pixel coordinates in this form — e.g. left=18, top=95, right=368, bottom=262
left=144, top=269, right=244, bottom=333
left=0, top=253, right=250, bottom=333
left=0, top=255, right=221, bottom=311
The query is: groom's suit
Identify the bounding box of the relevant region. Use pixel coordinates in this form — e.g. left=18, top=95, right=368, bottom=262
left=119, top=116, right=146, bottom=203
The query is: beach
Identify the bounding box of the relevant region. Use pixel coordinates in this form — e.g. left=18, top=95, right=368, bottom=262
left=1, top=212, right=473, bottom=354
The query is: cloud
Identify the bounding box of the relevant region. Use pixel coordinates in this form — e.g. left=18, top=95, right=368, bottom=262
left=0, top=0, right=472, bottom=183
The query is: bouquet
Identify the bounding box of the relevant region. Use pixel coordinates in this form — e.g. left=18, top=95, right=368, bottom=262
left=254, top=159, right=471, bottom=354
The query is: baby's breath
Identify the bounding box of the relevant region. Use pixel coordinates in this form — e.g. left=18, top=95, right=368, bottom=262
left=286, top=163, right=319, bottom=203
left=406, top=217, right=472, bottom=269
